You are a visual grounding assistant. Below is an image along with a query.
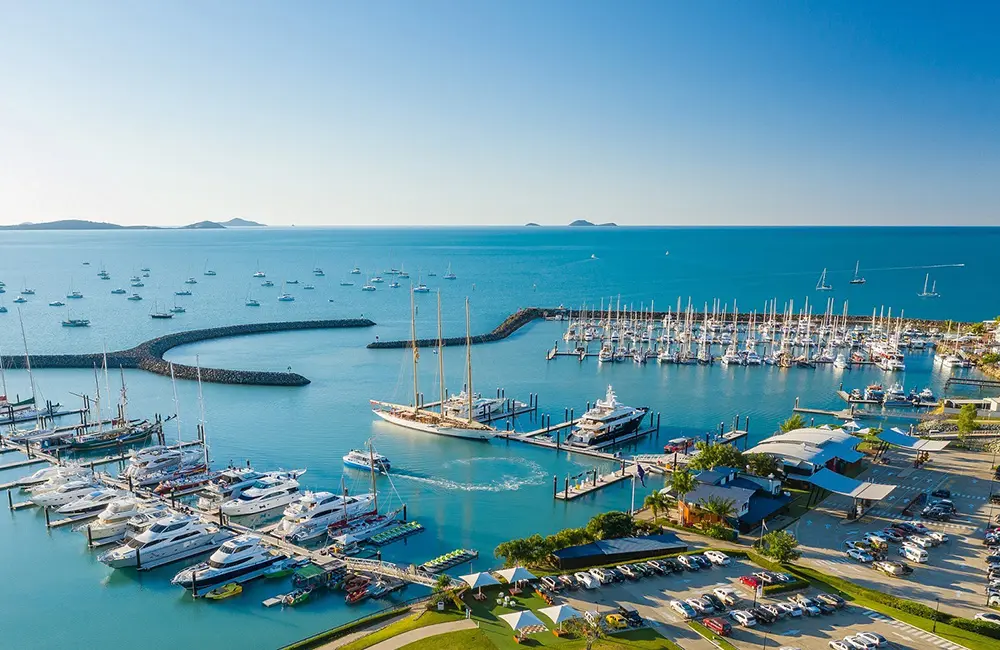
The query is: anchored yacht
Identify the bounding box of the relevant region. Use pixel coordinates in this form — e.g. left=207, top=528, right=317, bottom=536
left=171, top=535, right=288, bottom=592
left=31, top=480, right=98, bottom=508
left=564, top=386, right=648, bottom=447
left=220, top=475, right=301, bottom=516
left=58, top=488, right=126, bottom=516
left=277, top=491, right=376, bottom=542
left=99, top=514, right=231, bottom=570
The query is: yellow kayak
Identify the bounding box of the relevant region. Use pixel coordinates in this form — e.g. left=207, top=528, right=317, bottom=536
left=204, top=583, right=242, bottom=600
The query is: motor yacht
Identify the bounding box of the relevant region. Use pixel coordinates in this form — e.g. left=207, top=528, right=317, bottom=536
left=171, top=535, right=288, bottom=592
left=277, top=491, right=377, bottom=542
left=15, top=464, right=88, bottom=488
left=196, top=468, right=304, bottom=511
left=343, top=449, right=391, bottom=473
left=83, top=498, right=154, bottom=542
left=919, top=388, right=936, bottom=402
left=329, top=510, right=402, bottom=545
left=439, top=392, right=528, bottom=424
left=58, top=488, right=126, bottom=516
left=175, top=289, right=192, bottom=296
left=31, top=480, right=99, bottom=507
left=220, top=475, right=301, bottom=516
left=351, top=266, right=361, bottom=274
left=253, top=270, right=266, bottom=278
left=67, top=291, right=84, bottom=299
left=563, top=386, right=647, bottom=448
left=833, top=353, right=849, bottom=369
left=49, top=300, right=66, bottom=307
left=111, top=288, right=127, bottom=294
left=99, top=514, right=231, bottom=569
left=743, top=349, right=763, bottom=365
left=261, top=280, right=274, bottom=287
left=882, top=383, right=909, bottom=407
left=127, top=293, right=142, bottom=301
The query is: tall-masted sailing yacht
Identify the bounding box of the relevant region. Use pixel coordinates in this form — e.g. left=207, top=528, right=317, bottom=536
left=370, top=290, right=494, bottom=441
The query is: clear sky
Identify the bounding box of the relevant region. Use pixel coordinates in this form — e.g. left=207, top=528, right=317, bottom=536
left=1, top=1, right=997, bottom=227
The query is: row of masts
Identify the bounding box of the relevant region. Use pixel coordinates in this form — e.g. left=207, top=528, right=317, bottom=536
left=408, top=288, right=475, bottom=425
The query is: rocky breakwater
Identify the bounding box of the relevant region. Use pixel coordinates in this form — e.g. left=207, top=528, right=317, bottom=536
left=366, top=308, right=543, bottom=349
left=0, top=319, right=375, bottom=386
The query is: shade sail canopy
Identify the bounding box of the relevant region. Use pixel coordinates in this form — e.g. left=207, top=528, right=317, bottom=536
left=805, top=468, right=896, bottom=501
left=538, top=604, right=581, bottom=625
left=843, top=421, right=861, bottom=430
left=496, top=567, right=536, bottom=584
left=460, top=572, right=500, bottom=589
left=877, top=429, right=950, bottom=452
left=499, top=610, right=546, bottom=632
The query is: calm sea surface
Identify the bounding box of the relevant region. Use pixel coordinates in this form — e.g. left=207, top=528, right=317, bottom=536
left=0, top=227, right=995, bottom=649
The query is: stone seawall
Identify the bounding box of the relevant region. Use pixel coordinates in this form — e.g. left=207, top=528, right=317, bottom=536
left=365, top=307, right=970, bottom=350
left=1, top=319, right=375, bottom=386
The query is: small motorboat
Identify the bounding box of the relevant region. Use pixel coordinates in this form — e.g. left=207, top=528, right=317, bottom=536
left=205, top=583, right=243, bottom=600
left=282, top=588, right=311, bottom=606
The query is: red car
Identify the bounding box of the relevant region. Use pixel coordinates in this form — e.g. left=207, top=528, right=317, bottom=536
left=739, top=575, right=761, bottom=589
left=703, top=617, right=732, bottom=636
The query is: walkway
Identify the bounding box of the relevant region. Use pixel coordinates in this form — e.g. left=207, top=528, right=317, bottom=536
left=364, top=619, right=478, bottom=650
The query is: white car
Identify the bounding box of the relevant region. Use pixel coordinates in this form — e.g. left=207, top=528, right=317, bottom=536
left=843, top=636, right=877, bottom=650
left=926, top=531, right=948, bottom=543
left=847, top=548, right=874, bottom=563
left=907, top=534, right=933, bottom=548
left=714, top=587, right=739, bottom=606
left=704, top=550, right=731, bottom=565
left=760, top=603, right=783, bottom=619
left=588, top=568, right=612, bottom=584
left=975, top=612, right=1000, bottom=624
left=670, top=600, right=696, bottom=619
left=829, top=642, right=850, bottom=650
left=574, top=571, right=598, bottom=589
left=790, top=597, right=820, bottom=616
left=855, top=632, right=888, bottom=647
left=729, top=609, right=756, bottom=627
left=776, top=602, right=802, bottom=617
left=685, top=597, right=708, bottom=614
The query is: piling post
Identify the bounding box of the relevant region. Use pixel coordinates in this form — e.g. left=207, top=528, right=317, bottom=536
left=564, top=477, right=569, bottom=499
left=587, top=402, right=591, bottom=411
left=192, top=572, right=197, bottom=598
left=556, top=429, right=560, bottom=450
left=44, top=506, right=50, bottom=528
left=570, top=408, right=574, bottom=422
left=745, top=416, right=750, bottom=433
left=795, top=396, right=799, bottom=408
left=810, top=417, right=815, bottom=427
left=592, top=469, right=597, bottom=486
left=56, top=446, right=61, bottom=465
left=403, top=504, right=407, bottom=521
left=553, top=476, right=558, bottom=498
left=656, top=413, right=661, bottom=431
left=621, top=459, right=626, bottom=476
left=501, top=388, right=505, bottom=399
left=734, top=414, right=740, bottom=431
left=7, top=490, right=12, bottom=510
left=219, top=507, right=224, bottom=526
left=135, top=547, right=141, bottom=570
left=86, top=524, right=93, bottom=548
left=564, top=408, right=568, bottom=423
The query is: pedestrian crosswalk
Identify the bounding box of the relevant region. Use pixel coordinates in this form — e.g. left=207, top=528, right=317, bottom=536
left=862, top=608, right=967, bottom=650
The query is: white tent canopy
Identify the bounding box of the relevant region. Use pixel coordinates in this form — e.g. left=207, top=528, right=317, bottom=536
left=460, top=572, right=500, bottom=590
left=499, top=610, right=546, bottom=632
left=876, top=429, right=950, bottom=452
left=538, top=604, right=581, bottom=625
left=496, top=567, right=537, bottom=584
left=843, top=421, right=861, bottom=430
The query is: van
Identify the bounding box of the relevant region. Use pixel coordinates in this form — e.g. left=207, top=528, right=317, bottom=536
left=898, top=544, right=928, bottom=563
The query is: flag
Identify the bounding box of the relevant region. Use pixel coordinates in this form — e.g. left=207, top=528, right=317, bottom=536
left=636, top=463, right=646, bottom=487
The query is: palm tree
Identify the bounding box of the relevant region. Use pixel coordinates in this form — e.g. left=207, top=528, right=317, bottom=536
left=669, top=470, right=696, bottom=525
left=697, top=495, right=736, bottom=525
left=643, top=490, right=670, bottom=521
left=779, top=414, right=806, bottom=433
left=431, top=574, right=453, bottom=607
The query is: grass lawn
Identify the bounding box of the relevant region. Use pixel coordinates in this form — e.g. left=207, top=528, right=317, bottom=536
left=339, top=610, right=465, bottom=650
left=398, top=627, right=677, bottom=650
left=791, top=564, right=1000, bottom=650
left=399, top=628, right=496, bottom=649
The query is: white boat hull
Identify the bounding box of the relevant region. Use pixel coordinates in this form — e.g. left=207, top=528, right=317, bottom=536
left=222, top=493, right=299, bottom=517
left=372, top=409, right=493, bottom=441
left=100, top=532, right=230, bottom=570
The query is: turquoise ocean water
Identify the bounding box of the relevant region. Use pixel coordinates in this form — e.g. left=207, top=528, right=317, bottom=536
left=0, top=227, right=995, bottom=649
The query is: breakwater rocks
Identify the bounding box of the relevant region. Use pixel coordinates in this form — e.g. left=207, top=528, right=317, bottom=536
left=366, top=307, right=972, bottom=350
left=367, top=308, right=544, bottom=349
left=1, top=319, right=375, bottom=386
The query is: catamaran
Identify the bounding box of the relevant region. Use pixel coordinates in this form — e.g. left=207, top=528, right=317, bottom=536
left=370, top=290, right=495, bottom=441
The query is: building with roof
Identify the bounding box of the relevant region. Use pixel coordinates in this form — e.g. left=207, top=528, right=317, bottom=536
left=744, top=427, right=863, bottom=476
left=661, top=466, right=791, bottom=534
left=550, top=533, right=688, bottom=570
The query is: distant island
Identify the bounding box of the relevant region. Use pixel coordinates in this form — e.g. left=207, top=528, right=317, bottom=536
left=0, top=218, right=267, bottom=231
left=568, top=219, right=618, bottom=227
left=525, top=222, right=541, bottom=227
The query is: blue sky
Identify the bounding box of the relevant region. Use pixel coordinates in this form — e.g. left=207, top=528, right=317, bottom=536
left=0, top=1, right=997, bottom=226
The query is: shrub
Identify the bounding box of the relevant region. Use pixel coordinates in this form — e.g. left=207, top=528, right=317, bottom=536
left=703, top=523, right=738, bottom=541
left=950, top=617, right=1000, bottom=640
left=763, top=579, right=809, bottom=595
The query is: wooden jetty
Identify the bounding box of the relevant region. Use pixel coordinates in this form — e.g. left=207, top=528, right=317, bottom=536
left=0, top=456, right=48, bottom=472
left=945, top=377, right=1000, bottom=390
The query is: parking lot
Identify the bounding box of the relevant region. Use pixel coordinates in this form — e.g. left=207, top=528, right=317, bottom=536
left=551, top=556, right=960, bottom=650
left=792, top=445, right=997, bottom=618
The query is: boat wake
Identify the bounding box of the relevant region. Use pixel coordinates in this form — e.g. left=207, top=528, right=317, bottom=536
left=392, top=457, right=547, bottom=492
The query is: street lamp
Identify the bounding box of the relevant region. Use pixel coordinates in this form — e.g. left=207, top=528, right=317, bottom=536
left=933, top=597, right=940, bottom=632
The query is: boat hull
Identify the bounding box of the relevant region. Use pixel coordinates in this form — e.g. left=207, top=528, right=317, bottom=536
left=372, top=409, right=493, bottom=441
left=100, top=533, right=230, bottom=570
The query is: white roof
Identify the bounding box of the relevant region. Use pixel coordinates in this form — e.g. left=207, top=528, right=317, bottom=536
left=460, top=572, right=500, bottom=589
left=805, top=468, right=896, bottom=501
left=499, top=610, right=545, bottom=632
left=744, top=440, right=863, bottom=466
left=538, top=604, right=581, bottom=625
left=764, top=428, right=855, bottom=446
left=495, top=567, right=537, bottom=584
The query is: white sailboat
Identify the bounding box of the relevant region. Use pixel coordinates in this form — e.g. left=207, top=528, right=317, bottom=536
left=849, top=261, right=866, bottom=285
left=815, top=268, right=832, bottom=291
left=917, top=274, right=939, bottom=298
left=370, top=291, right=494, bottom=441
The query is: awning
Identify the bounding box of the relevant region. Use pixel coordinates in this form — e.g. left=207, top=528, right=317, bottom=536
left=538, top=604, right=581, bottom=625
left=495, top=567, right=537, bottom=584
left=499, top=610, right=546, bottom=632
left=460, top=572, right=500, bottom=590
left=805, top=468, right=896, bottom=501
left=876, top=430, right=950, bottom=452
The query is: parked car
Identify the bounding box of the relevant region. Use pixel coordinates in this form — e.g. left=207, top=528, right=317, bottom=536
left=630, top=563, right=651, bottom=577
left=703, top=593, right=726, bottom=612
left=771, top=572, right=793, bottom=583
left=928, top=498, right=956, bottom=512
left=661, top=558, right=684, bottom=573
left=880, top=528, right=904, bottom=543
left=816, top=593, right=846, bottom=609
left=605, top=567, right=625, bottom=582
left=617, top=565, right=638, bottom=580
left=751, top=606, right=776, bottom=624
left=686, top=597, right=709, bottom=614
left=753, top=571, right=780, bottom=585
left=907, top=535, right=933, bottom=549
left=714, top=587, right=739, bottom=606
left=843, top=635, right=877, bottom=650
left=926, top=531, right=948, bottom=544
left=739, top=575, right=761, bottom=589
left=703, top=617, right=732, bottom=636
left=792, top=596, right=821, bottom=616
left=991, top=493, right=1000, bottom=505
left=975, top=612, right=1000, bottom=624
left=540, top=576, right=561, bottom=591
left=898, top=544, right=928, bottom=563
left=873, top=560, right=912, bottom=576
left=922, top=508, right=952, bottom=521
left=671, top=600, right=696, bottom=619
left=574, top=571, right=598, bottom=589
left=776, top=602, right=802, bottom=617
left=729, top=609, right=756, bottom=627
left=847, top=548, right=874, bottom=563
left=817, top=601, right=837, bottom=615
left=588, top=568, right=612, bottom=584
left=693, top=554, right=713, bottom=569
left=829, top=642, right=850, bottom=650
left=862, top=533, right=888, bottom=548
left=677, top=555, right=700, bottom=571
left=558, top=574, right=579, bottom=590
left=605, top=614, right=627, bottom=629
left=931, top=489, right=951, bottom=499
left=855, top=632, right=888, bottom=647
left=760, top=603, right=783, bottom=619
left=644, top=560, right=666, bottom=575
left=618, top=605, right=642, bottom=627
left=704, top=550, right=731, bottom=565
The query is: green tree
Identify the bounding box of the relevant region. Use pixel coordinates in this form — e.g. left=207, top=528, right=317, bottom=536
left=429, top=574, right=454, bottom=607
left=585, top=511, right=635, bottom=540
left=688, top=441, right=745, bottom=470
left=494, top=533, right=551, bottom=567
left=544, top=527, right=593, bottom=551
left=643, top=490, right=670, bottom=520
left=669, top=470, right=697, bottom=524
left=745, top=453, right=778, bottom=477
left=969, top=322, right=988, bottom=335
left=757, top=530, right=801, bottom=563
left=981, top=352, right=1000, bottom=365
left=697, top=495, right=736, bottom=524
left=779, top=414, right=806, bottom=433
left=957, top=403, right=978, bottom=442
left=564, top=618, right=606, bottom=650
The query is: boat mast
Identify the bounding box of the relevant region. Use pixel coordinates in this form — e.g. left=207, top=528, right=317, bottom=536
left=102, top=344, right=113, bottom=425
left=410, top=286, right=419, bottom=412
left=119, top=366, right=129, bottom=422
left=437, top=291, right=445, bottom=415
left=369, top=441, right=378, bottom=514
left=169, top=362, right=182, bottom=444
left=92, top=363, right=104, bottom=434
left=16, top=308, right=41, bottom=428
left=465, top=298, right=473, bottom=425
left=196, top=356, right=208, bottom=468
left=0, top=344, right=7, bottom=401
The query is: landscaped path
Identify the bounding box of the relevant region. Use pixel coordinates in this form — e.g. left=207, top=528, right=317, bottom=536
left=363, top=620, right=478, bottom=650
